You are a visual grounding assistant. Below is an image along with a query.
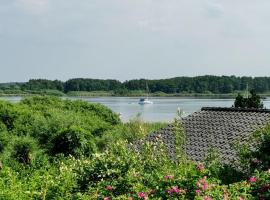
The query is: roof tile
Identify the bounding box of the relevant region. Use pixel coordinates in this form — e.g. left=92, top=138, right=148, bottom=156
left=146, top=107, right=270, bottom=163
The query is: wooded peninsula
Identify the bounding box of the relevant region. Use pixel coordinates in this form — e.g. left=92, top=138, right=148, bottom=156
left=1, top=75, right=270, bottom=97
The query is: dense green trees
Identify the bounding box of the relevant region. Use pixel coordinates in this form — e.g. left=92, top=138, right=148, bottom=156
left=2, top=76, right=270, bottom=95
left=234, top=90, right=264, bottom=109
left=64, top=78, right=122, bottom=92
left=22, top=79, right=64, bottom=91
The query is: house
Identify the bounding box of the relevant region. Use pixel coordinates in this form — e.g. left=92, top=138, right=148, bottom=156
left=145, top=107, right=270, bottom=164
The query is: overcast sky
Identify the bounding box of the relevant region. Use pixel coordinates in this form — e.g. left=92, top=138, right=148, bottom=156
left=1, top=0, right=270, bottom=82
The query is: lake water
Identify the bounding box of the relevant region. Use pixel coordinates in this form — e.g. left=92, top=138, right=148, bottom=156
left=1, top=96, right=270, bottom=122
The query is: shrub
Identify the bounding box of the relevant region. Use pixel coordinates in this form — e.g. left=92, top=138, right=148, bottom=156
left=0, top=132, right=9, bottom=153
left=234, top=90, right=263, bottom=109
left=96, top=117, right=166, bottom=150
left=237, top=125, right=270, bottom=175
left=0, top=101, right=17, bottom=130
left=250, top=171, right=270, bottom=200
left=49, top=126, right=96, bottom=157
left=11, top=137, right=39, bottom=165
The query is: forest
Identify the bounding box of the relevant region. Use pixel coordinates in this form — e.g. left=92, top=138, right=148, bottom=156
left=1, top=76, right=270, bottom=96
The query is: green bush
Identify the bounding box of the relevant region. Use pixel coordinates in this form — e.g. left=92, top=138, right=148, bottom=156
left=0, top=101, right=17, bottom=130
left=250, top=170, right=270, bottom=200
left=0, top=96, right=121, bottom=156
left=96, top=117, right=166, bottom=150
left=50, top=126, right=96, bottom=157
left=236, top=124, right=270, bottom=176
left=0, top=132, right=9, bottom=153
left=11, top=137, right=39, bottom=165
left=234, top=90, right=263, bottom=109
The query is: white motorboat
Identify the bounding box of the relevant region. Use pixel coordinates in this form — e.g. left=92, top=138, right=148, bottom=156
left=138, top=82, right=153, bottom=105
left=138, top=98, right=153, bottom=105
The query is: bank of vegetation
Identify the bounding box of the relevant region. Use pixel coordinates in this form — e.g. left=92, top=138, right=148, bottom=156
left=0, top=96, right=270, bottom=199
left=2, top=76, right=270, bottom=97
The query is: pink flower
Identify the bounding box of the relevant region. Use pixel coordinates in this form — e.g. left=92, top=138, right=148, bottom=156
left=167, top=189, right=173, bottom=194
left=196, top=189, right=202, bottom=195
left=167, top=186, right=185, bottom=195
left=106, top=185, right=113, bottom=191
left=204, top=196, right=212, bottom=200
left=202, top=183, right=209, bottom=190
left=104, top=197, right=110, bottom=200
left=248, top=176, right=257, bottom=183
left=164, top=175, right=174, bottom=180
left=172, top=186, right=181, bottom=193
left=197, top=176, right=209, bottom=190
left=137, top=192, right=146, bottom=199
left=239, top=197, right=245, bottom=200
left=197, top=163, right=205, bottom=172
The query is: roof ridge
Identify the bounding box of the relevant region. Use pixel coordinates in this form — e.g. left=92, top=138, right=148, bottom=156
left=201, top=107, right=270, bottom=113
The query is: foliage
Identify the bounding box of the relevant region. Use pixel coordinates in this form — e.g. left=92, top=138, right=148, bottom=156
left=64, top=78, right=122, bottom=93
left=250, top=170, right=270, bottom=200
left=22, top=79, right=64, bottom=91
left=0, top=131, right=9, bottom=153
left=49, top=126, right=96, bottom=157
left=0, top=96, right=270, bottom=199
left=10, top=136, right=38, bottom=165
left=234, top=90, right=264, bottom=109
left=0, top=101, right=17, bottom=130
left=0, top=96, right=120, bottom=157
left=236, top=124, right=270, bottom=176
left=3, top=76, right=270, bottom=96
left=96, top=116, right=166, bottom=150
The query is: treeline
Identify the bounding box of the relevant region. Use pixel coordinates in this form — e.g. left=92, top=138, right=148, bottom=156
left=2, top=76, right=270, bottom=94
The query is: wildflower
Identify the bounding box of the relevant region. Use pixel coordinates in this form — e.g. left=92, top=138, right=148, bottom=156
left=104, top=197, right=110, bottom=200
left=137, top=192, right=146, bottom=199
left=239, top=197, right=245, bottom=200
left=248, top=176, right=257, bottom=183
left=202, top=182, right=209, bottom=190
left=167, top=189, right=173, bottom=194
left=106, top=185, right=113, bottom=191
left=167, top=186, right=185, bottom=195
left=172, top=186, right=180, bottom=193
left=164, top=175, right=174, bottom=180
left=196, top=189, right=202, bottom=195
left=197, top=177, right=209, bottom=191
left=203, top=196, right=212, bottom=200
left=197, top=163, right=205, bottom=172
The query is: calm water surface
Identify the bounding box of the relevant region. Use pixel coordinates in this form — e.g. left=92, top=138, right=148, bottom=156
left=2, top=96, right=270, bottom=122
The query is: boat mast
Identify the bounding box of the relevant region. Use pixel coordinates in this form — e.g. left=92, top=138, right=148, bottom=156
left=146, top=82, right=149, bottom=99
left=245, top=83, right=249, bottom=98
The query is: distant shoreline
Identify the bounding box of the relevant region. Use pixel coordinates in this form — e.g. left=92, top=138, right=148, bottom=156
left=0, top=90, right=269, bottom=99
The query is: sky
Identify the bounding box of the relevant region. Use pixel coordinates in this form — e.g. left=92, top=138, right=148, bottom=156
left=1, top=0, right=270, bottom=82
